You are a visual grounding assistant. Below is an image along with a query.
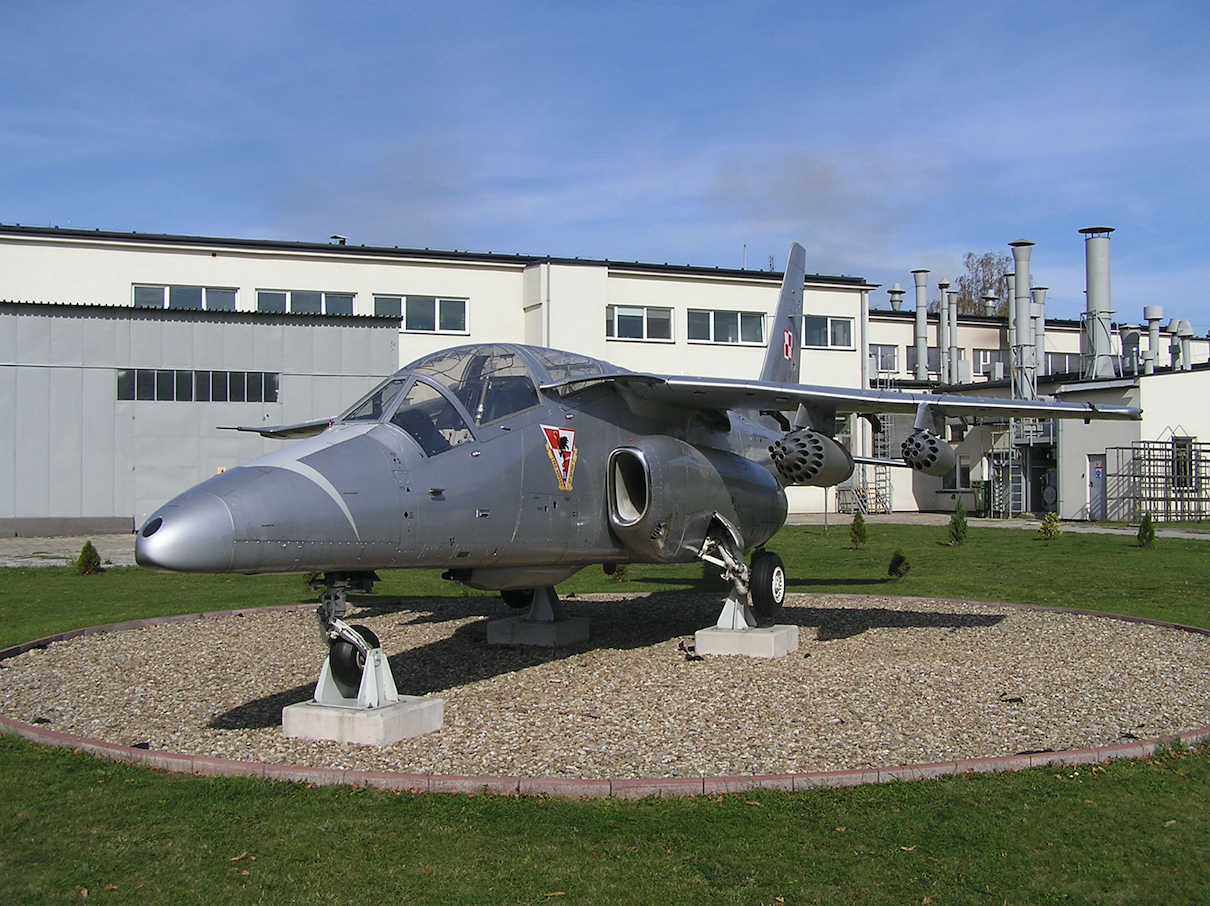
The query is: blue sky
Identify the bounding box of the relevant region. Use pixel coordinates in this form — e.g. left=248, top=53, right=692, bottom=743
left=4, top=1, right=1209, bottom=328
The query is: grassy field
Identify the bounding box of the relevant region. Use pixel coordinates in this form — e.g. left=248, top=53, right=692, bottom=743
left=2, top=523, right=1209, bottom=904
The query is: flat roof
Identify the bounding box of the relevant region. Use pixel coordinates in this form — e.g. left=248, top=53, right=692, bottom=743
left=0, top=223, right=874, bottom=289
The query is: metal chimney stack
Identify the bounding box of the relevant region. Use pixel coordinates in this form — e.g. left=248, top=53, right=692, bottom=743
left=1143, top=306, right=1163, bottom=374
left=982, top=292, right=998, bottom=317
left=1080, top=227, right=1118, bottom=379
left=1004, top=271, right=1017, bottom=385
left=1032, top=286, right=1047, bottom=378
left=948, top=287, right=959, bottom=383
left=938, top=278, right=951, bottom=384
left=1010, top=240, right=1035, bottom=398
left=912, top=270, right=929, bottom=380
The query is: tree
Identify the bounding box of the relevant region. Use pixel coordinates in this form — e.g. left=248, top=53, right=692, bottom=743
left=947, top=499, right=968, bottom=546
left=951, top=250, right=1014, bottom=316
left=849, top=511, right=868, bottom=549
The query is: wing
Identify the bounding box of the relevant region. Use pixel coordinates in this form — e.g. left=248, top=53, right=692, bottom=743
left=542, top=373, right=1141, bottom=424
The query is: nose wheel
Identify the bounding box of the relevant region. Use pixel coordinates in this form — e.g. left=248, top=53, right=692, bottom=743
left=329, top=624, right=380, bottom=698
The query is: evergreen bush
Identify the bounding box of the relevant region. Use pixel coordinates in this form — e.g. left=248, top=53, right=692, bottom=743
left=1038, top=512, right=1061, bottom=541
left=1137, top=512, right=1156, bottom=548
left=75, top=540, right=103, bottom=576
left=888, top=548, right=911, bottom=578
left=849, top=511, right=868, bottom=549
left=947, top=499, right=968, bottom=546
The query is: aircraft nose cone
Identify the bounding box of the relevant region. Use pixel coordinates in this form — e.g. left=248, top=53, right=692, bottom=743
left=135, top=492, right=236, bottom=573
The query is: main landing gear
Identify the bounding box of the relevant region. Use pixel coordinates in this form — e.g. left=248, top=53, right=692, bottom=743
left=697, top=522, right=786, bottom=630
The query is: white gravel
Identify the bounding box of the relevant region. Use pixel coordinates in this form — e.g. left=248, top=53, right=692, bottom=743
left=2, top=592, right=1208, bottom=779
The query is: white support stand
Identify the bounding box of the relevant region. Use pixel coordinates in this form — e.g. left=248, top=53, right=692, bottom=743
left=694, top=588, right=799, bottom=659
left=282, top=648, right=444, bottom=746
left=486, top=586, right=590, bottom=646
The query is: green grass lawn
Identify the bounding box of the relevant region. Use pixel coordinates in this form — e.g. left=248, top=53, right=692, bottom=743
left=3, top=523, right=1209, bottom=904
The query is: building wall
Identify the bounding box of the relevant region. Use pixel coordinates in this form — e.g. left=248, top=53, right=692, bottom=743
left=0, top=302, right=399, bottom=533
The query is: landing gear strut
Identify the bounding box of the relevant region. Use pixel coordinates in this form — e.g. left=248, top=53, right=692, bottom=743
left=697, top=516, right=786, bottom=630
left=311, top=572, right=399, bottom=708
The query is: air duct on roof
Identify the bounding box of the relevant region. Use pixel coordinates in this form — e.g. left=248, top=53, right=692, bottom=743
left=938, top=277, right=950, bottom=384
left=1143, top=305, right=1163, bottom=375
left=1032, top=286, right=1047, bottom=378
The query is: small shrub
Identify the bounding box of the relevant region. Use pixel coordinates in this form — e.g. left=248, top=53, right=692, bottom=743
left=1137, top=512, right=1156, bottom=548
left=75, top=540, right=103, bottom=576
left=947, top=499, right=968, bottom=546
left=888, top=549, right=911, bottom=579
left=1038, top=512, right=1061, bottom=541
left=610, top=563, right=629, bottom=584
left=849, top=511, right=868, bottom=549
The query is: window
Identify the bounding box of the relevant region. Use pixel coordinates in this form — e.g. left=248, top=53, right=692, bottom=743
left=869, top=344, right=898, bottom=373
left=975, top=348, right=1006, bottom=376
left=1046, top=351, right=1082, bottom=375
left=256, top=290, right=357, bottom=315
left=686, top=309, right=764, bottom=344
left=374, top=295, right=469, bottom=332
left=132, top=284, right=239, bottom=311
left=906, top=346, right=941, bottom=375
left=605, top=305, right=672, bottom=341
left=803, top=315, right=853, bottom=349
left=117, top=369, right=280, bottom=403
left=942, top=454, right=972, bottom=490
left=389, top=380, right=475, bottom=455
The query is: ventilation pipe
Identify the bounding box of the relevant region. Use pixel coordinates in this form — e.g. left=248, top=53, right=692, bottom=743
left=1010, top=240, right=1035, bottom=398
left=1119, top=324, right=1141, bottom=375
left=912, top=269, right=929, bottom=380
left=1005, top=271, right=1017, bottom=382
left=1143, top=305, right=1163, bottom=374
left=1080, top=227, right=1117, bottom=379
left=1032, top=286, right=1047, bottom=378
left=1181, top=320, right=1194, bottom=371
left=982, top=291, right=998, bottom=317
left=937, top=278, right=950, bottom=383
left=888, top=283, right=904, bottom=311
left=948, top=287, right=960, bottom=383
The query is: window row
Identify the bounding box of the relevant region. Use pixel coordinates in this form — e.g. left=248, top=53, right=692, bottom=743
left=131, top=284, right=468, bottom=332
left=117, top=369, right=280, bottom=403
left=606, top=306, right=857, bottom=348
left=373, top=296, right=467, bottom=333
left=133, top=284, right=237, bottom=311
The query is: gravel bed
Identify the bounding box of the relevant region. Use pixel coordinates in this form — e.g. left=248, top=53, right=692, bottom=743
left=2, top=592, right=1209, bottom=779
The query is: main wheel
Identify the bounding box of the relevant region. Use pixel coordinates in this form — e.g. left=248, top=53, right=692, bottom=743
left=750, top=551, right=786, bottom=625
left=501, top=588, right=535, bottom=609
left=329, top=624, right=380, bottom=699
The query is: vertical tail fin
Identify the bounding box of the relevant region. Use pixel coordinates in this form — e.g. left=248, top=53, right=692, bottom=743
left=759, top=242, right=806, bottom=384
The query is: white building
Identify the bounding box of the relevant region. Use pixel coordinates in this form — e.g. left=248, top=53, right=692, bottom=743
left=2, top=223, right=1206, bottom=533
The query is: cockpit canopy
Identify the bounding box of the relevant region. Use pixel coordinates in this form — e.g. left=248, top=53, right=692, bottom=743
left=339, top=344, right=614, bottom=456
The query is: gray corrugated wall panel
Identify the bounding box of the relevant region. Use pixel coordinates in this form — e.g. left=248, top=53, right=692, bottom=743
left=0, top=366, right=15, bottom=518
left=47, top=367, right=84, bottom=516
left=49, top=316, right=85, bottom=367
left=82, top=366, right=117, bottom=518
left=83, top=316, right=120, bottom=370
left=311, top=325, right=344, bottom=376
left=253, top=323, right=286, bottom=371
left=282, top=324, right=314, bottom=376
left=130, top=319, right=164, bottom=367
left=220, top=321, right=254, bottom=370
left=15, top=312, right=52, bottom=365
left=14, top=365, right=51, bottom=517
left=160, top=320, right=196, bottom=368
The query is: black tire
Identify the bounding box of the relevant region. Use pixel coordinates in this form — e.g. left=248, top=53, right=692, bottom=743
left=500, top=588, right=535, bottom=609
left=750, top=551, right=786, bottom=625
left=330, top=624, right=380, bottom=698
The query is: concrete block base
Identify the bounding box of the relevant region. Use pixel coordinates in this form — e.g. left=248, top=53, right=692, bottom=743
left=486, top=615, right=590, bottom=647
left=282, top=696, right=444, bottom=746
left=694, top=624, right=799, bottom=659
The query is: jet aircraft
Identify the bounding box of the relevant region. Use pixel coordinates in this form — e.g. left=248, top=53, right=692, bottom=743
left=136, top=244, right=1140, bottom=696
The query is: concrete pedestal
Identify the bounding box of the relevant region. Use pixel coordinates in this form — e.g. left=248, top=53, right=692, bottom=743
left=486, top=615, right=591, bottom=647
left=694, top=624, right=799, bottom=659
left=282, top=696, right=444, bottom=746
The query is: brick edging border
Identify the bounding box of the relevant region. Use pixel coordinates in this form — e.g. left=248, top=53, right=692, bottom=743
left=2, top=598, right=1208, bottom=798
